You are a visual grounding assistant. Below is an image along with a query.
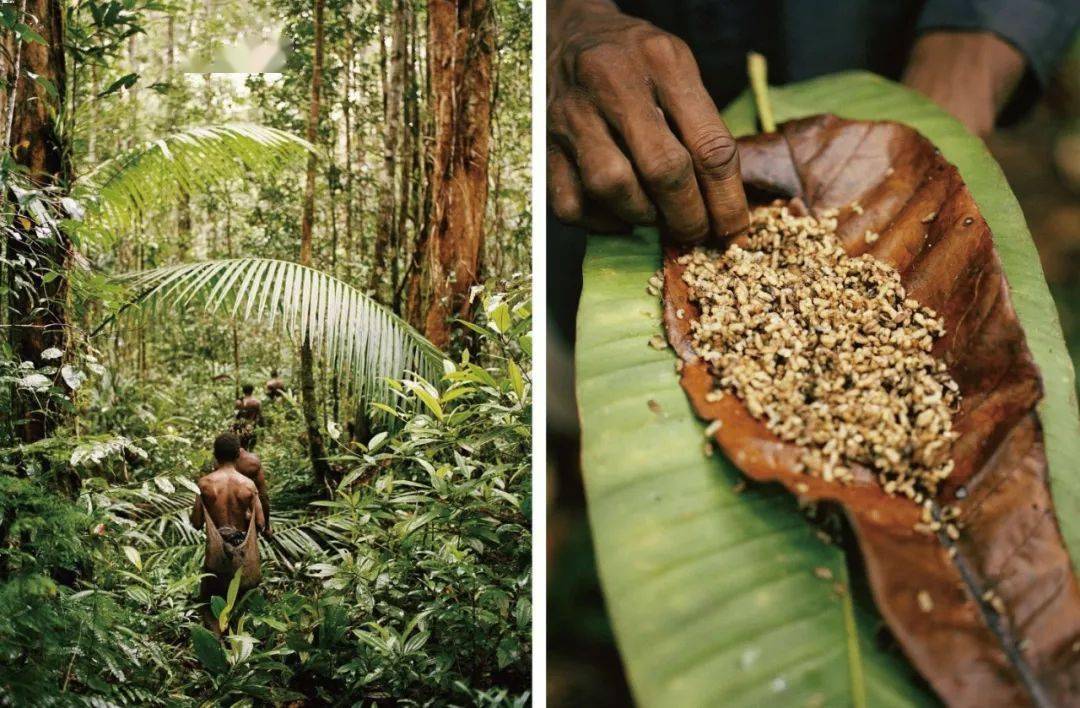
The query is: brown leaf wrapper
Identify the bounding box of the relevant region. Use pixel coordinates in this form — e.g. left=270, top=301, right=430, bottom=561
left=663, top=115, right=1080, bottom=706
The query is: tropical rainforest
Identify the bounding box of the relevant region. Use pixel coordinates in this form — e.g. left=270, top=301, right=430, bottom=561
left=0, top=0, right=531, bottom=704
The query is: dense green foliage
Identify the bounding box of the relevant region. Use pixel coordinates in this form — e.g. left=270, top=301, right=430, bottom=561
left=1, top=0, right=531, bottom=703
left=0, top=279, right=531, bottom=704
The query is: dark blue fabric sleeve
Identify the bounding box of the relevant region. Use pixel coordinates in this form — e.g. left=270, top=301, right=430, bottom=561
left=917, top=0, right=1079, bottom=85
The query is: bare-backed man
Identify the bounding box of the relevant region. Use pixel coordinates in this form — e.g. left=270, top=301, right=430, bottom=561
left=234, top=445, right=272, bottom=537
left=190, top=434, right=265, bottom=627
left=191, top=434, right=265, bottom=537
left=265, top=370, right=285, bottom=401
left=233, top=384, right=262, bottom=450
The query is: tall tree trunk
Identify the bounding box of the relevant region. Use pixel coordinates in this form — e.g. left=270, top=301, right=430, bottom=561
left=6, top=0, right=74, bottom=472
left=403, top=23, right=429, bottom=316
left=300, top=0, right=331, bottom=486
left=165, top=14, right=193, bottom=260
left=392, top=4, right=417, bottom=313
left=368, top=0, right=405, bottom=300
left=224, top=200, right=241, bottom=398
left=126, top=34, right=153, bottom=380
left=327, top=163, right=341, bottom=421
left=0, top=0, right=29, bottom=337
left=86, top=63, right=98, bottom=164
left=407, top=0, right=494, bottom=347
left=410, top=21, right=423, bottom=261
left=342, top=14, right=355, bottom=285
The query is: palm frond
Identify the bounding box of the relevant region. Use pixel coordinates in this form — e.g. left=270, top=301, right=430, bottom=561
left=102, top=257, right=443, bottom=412
left=75, top=123, right=314, bottom=240
left=88, top=476, right=354, bottom=568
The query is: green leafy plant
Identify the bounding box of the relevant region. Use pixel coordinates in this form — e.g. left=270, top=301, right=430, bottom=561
left=576, top=72, right=1080, bottom=706
left=101, top=257, right=443, bottom=413
left=74, top=123, right=314, bottom=242
left=0, top=277, right=531, bottom=705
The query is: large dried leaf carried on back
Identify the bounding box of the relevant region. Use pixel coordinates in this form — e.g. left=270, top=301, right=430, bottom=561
left=662, top=114, right=1080, bottom=706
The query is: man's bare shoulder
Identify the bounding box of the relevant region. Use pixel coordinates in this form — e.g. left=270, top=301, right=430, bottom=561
left=236, top=449, right=263, bottom=476
left=198, top=470, right=224, bottom=486
left=200, top=468, right=257, bottom=491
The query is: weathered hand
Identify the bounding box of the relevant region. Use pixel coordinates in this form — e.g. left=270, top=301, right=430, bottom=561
left=547, top=0, right=748, bottom=242
left=903, top=31, right=1026, bottom=139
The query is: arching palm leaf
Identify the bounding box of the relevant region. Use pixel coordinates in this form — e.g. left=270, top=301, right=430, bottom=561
left=90, top=476, right=364, bottom=569
left=102, top=257, right=443, bottom=412
left=75, top=123, right=314, bottom=241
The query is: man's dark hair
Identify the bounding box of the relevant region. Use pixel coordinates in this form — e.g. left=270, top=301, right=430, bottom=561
left=270, top=369, right=279, bottom=377
left=242, top=383, right=254, bottom=395
left=214, top=433, right=242, bottom=462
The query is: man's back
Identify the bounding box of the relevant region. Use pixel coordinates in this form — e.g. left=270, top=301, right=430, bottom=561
left=235, top=448, right=261, bottom=478
left=197, top=468, right=259, bottom=531
left=266, top=378, right=284, bottom=399
left=229, top=448, right=272, bottom=535
left=236, top=395, right=261, bottom=421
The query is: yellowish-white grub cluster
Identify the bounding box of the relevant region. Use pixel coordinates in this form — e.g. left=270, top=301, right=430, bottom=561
left=678, top=202, right=960, bottom=503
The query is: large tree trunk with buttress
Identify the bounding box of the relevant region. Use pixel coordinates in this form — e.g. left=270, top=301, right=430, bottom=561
left=406, top=0, right=494, bottom=347
left=299, top=0, right=331, bottom=486
left=6, top=0, right=74, bottom=461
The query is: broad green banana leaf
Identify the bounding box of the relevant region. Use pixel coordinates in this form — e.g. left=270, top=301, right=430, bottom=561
left=576, top=71, right=1080, bottom=706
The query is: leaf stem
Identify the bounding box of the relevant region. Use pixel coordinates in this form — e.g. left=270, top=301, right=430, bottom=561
left=747, top=52, right=776, bottom=133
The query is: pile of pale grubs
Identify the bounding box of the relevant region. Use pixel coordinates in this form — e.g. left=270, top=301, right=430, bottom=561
left=656, top=201, right=962, bottom=531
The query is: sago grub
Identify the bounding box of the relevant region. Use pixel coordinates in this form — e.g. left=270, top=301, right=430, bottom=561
left=676, top=202, right=960, bottom=504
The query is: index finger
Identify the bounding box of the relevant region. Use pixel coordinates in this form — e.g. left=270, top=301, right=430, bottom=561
left=655, top=77, right=749, bottom=240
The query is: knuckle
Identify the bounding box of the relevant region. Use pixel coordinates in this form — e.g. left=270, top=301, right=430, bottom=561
left=692, top=131, right=739, bottom=175
left=546, top=100, right=571, bottom=139
left=582, top=162, right=633, bottom=200
left=642, top=32, right=691, bottom=65
left=641, top=147, right=693, bottom=190
left=550, top=186, right=583, bottom=224
left=573, top=44, right=623, bottom=85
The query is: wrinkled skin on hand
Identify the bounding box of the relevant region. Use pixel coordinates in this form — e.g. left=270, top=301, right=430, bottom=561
left=547, top=0, right=748, bottom=242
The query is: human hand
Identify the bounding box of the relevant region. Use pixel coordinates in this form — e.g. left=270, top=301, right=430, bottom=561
left=902, top=31, right=1026, bottom=139
left=547, top=0, right=748, bottom=243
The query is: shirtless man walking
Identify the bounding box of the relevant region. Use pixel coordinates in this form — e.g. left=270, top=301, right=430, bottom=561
left=265, top=370, right=285, bottom=401
left=233, top=384, right=262, bottom=450
left=191, top=434, right=266, bottom=627
left=234, top=444, right=272, bottom=537
left=191, top=433, right=271, bottom=533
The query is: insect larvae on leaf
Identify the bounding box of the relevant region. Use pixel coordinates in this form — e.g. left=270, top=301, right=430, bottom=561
left=676, top=202, right=961, bottom=526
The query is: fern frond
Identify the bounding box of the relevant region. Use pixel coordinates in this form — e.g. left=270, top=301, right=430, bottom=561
left=75, top=123, right=314, bottom=241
